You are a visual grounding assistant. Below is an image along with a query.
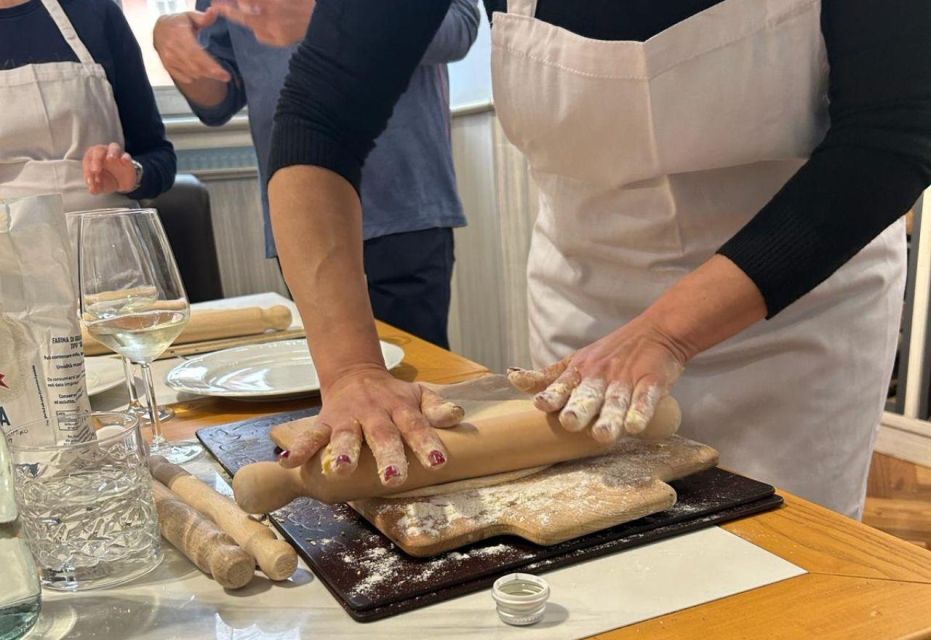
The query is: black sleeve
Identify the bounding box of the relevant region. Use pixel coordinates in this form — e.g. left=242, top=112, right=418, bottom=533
left=719, top=0, right=931, bottom=317
left=267, top=0, right=452, bottom=192
left=104, top=2, right=176, bottom=199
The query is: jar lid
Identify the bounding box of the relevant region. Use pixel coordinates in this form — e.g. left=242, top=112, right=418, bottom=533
left=491, top=573, right=550, bottom=626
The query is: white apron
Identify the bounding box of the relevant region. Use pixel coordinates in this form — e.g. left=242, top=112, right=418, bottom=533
left=492, top=0, right=906, bottom=518
left=0, top=0, right=133, bottom=212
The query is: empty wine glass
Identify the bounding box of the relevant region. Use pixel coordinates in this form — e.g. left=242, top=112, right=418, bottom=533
left=77, top=208, right=202, bottom=463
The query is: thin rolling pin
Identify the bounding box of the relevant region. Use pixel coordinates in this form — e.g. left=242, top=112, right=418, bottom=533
left=83, top=305, right=292, bottom=356
left=152, top=481, right=255, bottom=589
left=149, top=456, right=298, bottom=581
left=233, top=396, right=682, bottom=513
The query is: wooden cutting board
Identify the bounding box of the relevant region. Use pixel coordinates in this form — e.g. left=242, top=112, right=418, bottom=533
left=352, top=436, right=718, bottom=556
left=268, top=376, right=719, bottom=557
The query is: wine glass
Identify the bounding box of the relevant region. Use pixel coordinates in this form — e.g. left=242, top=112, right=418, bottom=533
left=77, top=208, right=203, bottom=464
left=73, top=209, right=174, bottom=425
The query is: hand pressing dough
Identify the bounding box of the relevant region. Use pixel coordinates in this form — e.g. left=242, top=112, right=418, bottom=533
left=234, top=375, right=683, bottom=512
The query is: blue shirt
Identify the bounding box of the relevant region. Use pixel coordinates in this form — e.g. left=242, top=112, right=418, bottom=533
left=190, top=0, right=477, bottom=258
left=0, top=0, right=176, bottom=200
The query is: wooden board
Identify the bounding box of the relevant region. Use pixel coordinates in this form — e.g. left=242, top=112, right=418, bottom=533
left=352, top=437, right=718, bottom=556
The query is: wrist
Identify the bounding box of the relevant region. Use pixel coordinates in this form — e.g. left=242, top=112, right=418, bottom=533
left=640, top=255, right=767, bottom=361
left=118, top=159, right=143, bottom=194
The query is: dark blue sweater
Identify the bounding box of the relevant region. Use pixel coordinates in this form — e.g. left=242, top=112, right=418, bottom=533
left=0, top=0, right=175, bottom=199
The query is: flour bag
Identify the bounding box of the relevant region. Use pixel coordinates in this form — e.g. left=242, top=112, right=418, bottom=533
left=0, top=194, right=92, bottom=447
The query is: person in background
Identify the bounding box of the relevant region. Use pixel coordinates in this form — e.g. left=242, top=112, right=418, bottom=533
left=152, top=0, right=479, bottom=348
left=0, top=0, right=175, bottom=211
left=218, top=0, right=930, bottom=520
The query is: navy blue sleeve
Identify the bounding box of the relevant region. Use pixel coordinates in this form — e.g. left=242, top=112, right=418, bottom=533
left=421, top=0, right=480, bottom=66
left=103, top=1, right=176, bottom=199
left=719, top=0, right=931, bottom=316
left=188, top=0, right=247, bottom=126
left=268, top=0, right=452, bottom=191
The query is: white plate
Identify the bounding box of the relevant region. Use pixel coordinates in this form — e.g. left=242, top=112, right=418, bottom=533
left=85, top=356, right=126, bottom=397
left=164, top=339, right=405, bottom=400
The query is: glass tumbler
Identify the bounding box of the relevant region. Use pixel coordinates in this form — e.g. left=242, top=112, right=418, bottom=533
left=4, top=413, right=163, bottom=591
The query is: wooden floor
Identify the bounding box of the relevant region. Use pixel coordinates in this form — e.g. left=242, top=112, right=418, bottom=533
left=865, top=453, right=931, bottom=549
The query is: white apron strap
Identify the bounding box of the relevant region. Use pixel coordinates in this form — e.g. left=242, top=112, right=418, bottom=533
left=506, top=0, right=538, bottom=18
left=40, top=0, right=95, bottom=65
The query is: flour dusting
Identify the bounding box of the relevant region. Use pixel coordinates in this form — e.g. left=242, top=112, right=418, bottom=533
left=369, top=437, right=714, bottom=541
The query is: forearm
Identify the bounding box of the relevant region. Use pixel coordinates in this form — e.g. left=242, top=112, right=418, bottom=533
left=420, top=0, right=479, bottom=65
left=176, top=76, right=230, bottom=109
left=268, top=165, right=384, bottom=391
left=642, top=255, right=767, bottom=362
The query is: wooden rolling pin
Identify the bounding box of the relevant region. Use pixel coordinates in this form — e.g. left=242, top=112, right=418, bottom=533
left=233, top=395, right=681, bottom=513
left=83, top=305, right=292, bottom=356
left=152, top=481, right=255, bottom=589
left=149, top=456, right=298, bottom=581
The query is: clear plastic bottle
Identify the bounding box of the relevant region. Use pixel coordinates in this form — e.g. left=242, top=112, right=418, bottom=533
left=0, top=434, right=15, bottom=524
left=0, top=436, right=41, bottom=640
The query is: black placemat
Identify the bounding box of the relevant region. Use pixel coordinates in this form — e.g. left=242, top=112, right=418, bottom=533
left=198, top=410, right=782, bottom=622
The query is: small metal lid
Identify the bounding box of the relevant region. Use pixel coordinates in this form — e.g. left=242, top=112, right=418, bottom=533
left=491, top=573, right=550, bottom=626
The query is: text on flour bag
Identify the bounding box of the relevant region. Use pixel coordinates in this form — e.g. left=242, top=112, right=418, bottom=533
left=0, top=194, right=93, bottom=446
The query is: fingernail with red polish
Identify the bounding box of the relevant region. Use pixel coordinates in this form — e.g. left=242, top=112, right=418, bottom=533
left=278, top=450, right=290, bottom=460
left=383, top=465, right=401, bottom=481
left=336, top=454, right=351, bottom=467
left=428, top=450, right=446, bottom=467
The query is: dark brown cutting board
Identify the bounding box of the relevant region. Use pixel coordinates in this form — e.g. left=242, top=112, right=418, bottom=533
left=198, top=409, right=783, bottom=622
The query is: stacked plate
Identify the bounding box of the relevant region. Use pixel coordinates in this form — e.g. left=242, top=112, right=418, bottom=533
left=165, top=339, right=405, bottom=401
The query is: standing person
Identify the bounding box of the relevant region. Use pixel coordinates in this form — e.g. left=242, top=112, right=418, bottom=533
left=220, top=0, right=931, bottom=519
left=0, top=0, right=175, bottom=211
left=152, top=0, right=479, bottom=348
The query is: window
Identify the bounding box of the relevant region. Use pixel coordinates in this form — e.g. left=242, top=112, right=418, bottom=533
left=122, top=0, right=197, bottom=89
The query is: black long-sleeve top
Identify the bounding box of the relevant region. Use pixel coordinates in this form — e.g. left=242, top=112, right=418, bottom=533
left=269, top=0, right=931, bottom=317
left=0, top=0, right=176, bottom=200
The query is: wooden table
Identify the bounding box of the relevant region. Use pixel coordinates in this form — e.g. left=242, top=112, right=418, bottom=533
left=162, top=321, right=931, bottom=639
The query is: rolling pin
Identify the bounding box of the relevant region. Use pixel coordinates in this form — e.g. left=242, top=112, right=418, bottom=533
left=152, top=481, right=255, bottom=589
left=233, top=395, right=681, bottom=513
left=149, top=456, right=298, bottom=581
left=83, top=305, right=293, bottom=356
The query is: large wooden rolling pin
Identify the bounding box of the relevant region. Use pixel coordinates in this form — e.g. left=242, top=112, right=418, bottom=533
left=149, top=456, right=298, bottom=581
left=233, top=396, right=681, bottom=513
left=152, top=481, right=255, bottom=589
left=83, top=305, right=292, bottom=356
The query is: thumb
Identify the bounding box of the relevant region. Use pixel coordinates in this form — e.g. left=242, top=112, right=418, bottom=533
left=189, top=9, right=218, bottom=29
left=507, top=358, right=570, bottom=394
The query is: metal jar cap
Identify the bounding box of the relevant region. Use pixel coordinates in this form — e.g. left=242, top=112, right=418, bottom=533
left=491, top=573, right=550, bottom=626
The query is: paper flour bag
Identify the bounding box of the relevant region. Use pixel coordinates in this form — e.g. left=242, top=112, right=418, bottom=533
left=0, top=194, right=92, bottom=447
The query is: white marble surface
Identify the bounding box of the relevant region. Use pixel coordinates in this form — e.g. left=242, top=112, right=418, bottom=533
left=72, top=293, right=807, bottom=638
left=26, top=457, right=805, bottom=640
left=32, top=525, right=804, bottom=640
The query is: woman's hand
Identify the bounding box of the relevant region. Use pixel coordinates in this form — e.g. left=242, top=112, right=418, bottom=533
left=508, top=316, right=689, bottom=444
left=153, top=11, right=231, bottom=85
left=208, top=0, right=315, bottom=47
left=82, top=143, right=137, bottom=195
left=277, top=366, right=464, bottom=487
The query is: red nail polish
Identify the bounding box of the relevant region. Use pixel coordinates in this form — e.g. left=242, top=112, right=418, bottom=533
left=428, top=450, right=446, bottom=466
left=336, top=454, right=351, bottom=466
left=278, top=450, right=290, bottom=460
left=383, top=465, right=400, bottom=481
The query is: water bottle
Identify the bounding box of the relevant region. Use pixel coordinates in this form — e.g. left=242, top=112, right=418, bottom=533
left=0, top=437, right=41, bottom=640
